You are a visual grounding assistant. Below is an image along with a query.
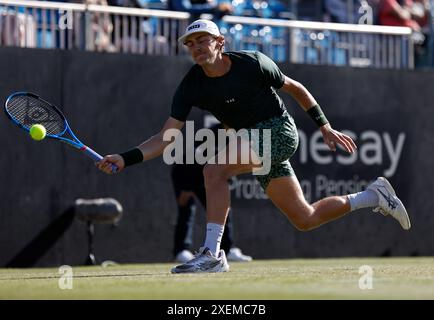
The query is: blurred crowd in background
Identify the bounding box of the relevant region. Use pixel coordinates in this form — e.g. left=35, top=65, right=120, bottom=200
left=0, top=1, right=432, bottom=65
left=68, top=0, right=432, bottom=32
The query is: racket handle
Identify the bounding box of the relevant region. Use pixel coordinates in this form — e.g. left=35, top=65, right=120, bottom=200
left=81, top=146, right=118, bottom=173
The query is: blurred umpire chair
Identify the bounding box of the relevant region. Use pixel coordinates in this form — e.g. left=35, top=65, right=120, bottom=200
left=74, top=198, right=123, bottom=266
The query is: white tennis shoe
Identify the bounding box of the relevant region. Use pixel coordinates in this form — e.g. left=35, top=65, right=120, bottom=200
left=171, top=247, right=230, bottom=274
left=227, top=248, right=253, bottom=262
left=367, top=177, right=411, bottom=230
left=175, top=250, right=195, bottom=263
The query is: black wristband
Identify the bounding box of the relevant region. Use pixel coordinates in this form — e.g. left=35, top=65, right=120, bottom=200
left=119, top=148, right=143, bottom=168
left=307, top=104, right=329, bottom=127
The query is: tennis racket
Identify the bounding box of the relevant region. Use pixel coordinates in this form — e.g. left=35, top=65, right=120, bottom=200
left=4, top=92, right=117, bottom=172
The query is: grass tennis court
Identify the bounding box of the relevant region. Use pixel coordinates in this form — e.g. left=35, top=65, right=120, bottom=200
left=1, top=257, right=433, bottom=300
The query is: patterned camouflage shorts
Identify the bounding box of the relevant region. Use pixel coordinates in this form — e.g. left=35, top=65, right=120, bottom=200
left=247, top=111, right=299, bottom=191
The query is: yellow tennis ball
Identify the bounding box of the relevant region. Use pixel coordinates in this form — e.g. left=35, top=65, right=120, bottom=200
left=29, top=124, right=46, bottom=141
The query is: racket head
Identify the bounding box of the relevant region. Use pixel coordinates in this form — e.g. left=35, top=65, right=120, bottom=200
left=5, top=92, right=117, bottom=172
left=4, top=92, right=68, bottom=138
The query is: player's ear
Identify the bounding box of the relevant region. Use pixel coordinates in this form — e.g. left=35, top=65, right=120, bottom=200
left=216, top=35, right=225, bottom=51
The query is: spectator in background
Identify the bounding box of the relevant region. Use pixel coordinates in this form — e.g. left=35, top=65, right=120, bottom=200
left=378, top=0, right=425, bottom=32
left=378, top=0, right=429, bottom=66
left=1, top=0, right=76, bottom=49
left=84, top=0, right=117, bottom=52
left=324, top=0, right=366, bottom=23
left=169, top=0, right=234, bottom=22
left=409, top=0, right=430, bottom=66
left=171, top=123, right=253, bottom=263
left=410, top=0, right=430, bottom=29
left=0, top=6, right=36, bottom=47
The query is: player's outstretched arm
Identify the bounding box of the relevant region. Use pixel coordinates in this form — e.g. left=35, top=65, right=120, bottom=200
left=97, top=117, right=185, bottom=174
left=280, top=75, right=357, bottom=154
left=279, top=75, right=318, bottom=111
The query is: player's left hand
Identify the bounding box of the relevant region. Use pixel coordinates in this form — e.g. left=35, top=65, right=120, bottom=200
left=320, top=123, right=357, bottom=153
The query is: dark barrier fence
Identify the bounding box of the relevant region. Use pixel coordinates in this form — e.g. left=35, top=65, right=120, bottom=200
left=0, top=47, right=433, bottom=267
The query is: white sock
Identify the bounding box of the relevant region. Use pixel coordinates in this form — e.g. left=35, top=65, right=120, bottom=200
left=203, top=223, right=224, bottom=256
left=347, top=190, right=379, bottom=211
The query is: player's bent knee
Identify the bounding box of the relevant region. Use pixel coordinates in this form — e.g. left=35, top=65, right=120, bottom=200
left=287, top=215, right=319, bottom=232
left=292, top=221, right=314, bottom=232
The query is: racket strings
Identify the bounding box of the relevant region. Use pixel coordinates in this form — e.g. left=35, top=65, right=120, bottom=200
left=6, top=96, right=66, bottom=135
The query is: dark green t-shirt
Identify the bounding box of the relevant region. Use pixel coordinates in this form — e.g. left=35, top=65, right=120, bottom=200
left=171, top=51, right=287, bottom=130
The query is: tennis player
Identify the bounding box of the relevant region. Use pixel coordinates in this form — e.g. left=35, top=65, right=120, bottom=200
left=97, top=19, right=411, bottom=274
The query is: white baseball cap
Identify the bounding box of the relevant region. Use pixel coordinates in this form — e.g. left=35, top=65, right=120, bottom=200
left=178, top=19, right=221, bottom=44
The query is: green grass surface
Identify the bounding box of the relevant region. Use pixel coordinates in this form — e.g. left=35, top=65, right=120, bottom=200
left=1, top=257, right=433, bottom=299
